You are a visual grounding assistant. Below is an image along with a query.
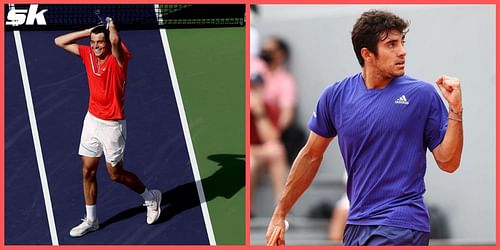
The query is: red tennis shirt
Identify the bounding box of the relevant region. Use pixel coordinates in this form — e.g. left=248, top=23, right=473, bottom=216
left=78, top=44, right=131, bottom=120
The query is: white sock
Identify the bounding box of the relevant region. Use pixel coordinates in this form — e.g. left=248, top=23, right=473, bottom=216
left=141, top=188, right=153, bottom=202
left=85, top=205, right=97, bottom=222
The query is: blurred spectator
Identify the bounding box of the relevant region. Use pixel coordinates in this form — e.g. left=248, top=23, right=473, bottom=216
left=328, top=172, right=349, bottom=243
left=250, top=37, right=297, bottom=212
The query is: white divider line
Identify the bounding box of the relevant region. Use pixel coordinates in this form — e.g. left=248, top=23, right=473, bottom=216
left=154, top=4, right=216, bottom=245
left=13, top=30, right=59, bottom=245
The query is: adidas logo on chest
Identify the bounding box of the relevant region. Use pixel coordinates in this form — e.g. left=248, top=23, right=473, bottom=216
left=394, top=95, right=409, bottom=105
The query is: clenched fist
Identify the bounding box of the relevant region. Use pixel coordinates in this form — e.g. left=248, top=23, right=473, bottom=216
left=435, top=75, right=462, bottom=112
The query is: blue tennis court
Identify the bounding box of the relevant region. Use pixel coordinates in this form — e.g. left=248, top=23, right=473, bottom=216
left=5, top=28, right=209, bottom=245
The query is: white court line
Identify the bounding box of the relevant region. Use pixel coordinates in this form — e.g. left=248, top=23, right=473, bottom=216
left=155, top=5, right=216, bottom=245
left=13, top=30, right=59, bottom=245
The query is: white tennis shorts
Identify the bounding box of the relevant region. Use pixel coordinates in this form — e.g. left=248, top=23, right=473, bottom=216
left=78, top=112, right=127, bottom=167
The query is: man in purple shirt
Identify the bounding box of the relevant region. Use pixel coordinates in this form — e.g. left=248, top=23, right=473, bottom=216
left=266, top=10, right=463, bottom=246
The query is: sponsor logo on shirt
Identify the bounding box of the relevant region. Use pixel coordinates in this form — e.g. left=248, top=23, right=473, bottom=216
left=394, top=95, right=410, bottom=105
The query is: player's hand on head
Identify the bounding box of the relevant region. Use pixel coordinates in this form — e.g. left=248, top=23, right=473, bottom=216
left=435, top=74, right=462, bottom=110
left=106, top=17, right=114, bottom=30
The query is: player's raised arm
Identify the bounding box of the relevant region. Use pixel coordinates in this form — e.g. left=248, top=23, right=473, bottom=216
left=107, top=18, right=126, bottom=67
left=432, top=75, right=463, bottom=173
left=54, top=28, right=92, bottom=56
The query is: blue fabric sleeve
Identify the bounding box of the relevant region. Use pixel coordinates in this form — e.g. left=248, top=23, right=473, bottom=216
left=424, top=88, right=448, bottom=151
left=308, top=85, right=337, bottom=138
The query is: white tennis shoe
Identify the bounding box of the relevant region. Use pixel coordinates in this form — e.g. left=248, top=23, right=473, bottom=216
left=69, top=217, right=99, bottom=237
left=144, top=189, right=162, bottom=224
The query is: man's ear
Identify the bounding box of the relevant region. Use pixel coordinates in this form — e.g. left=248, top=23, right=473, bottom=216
left=361, top=47, right=374, bottom=64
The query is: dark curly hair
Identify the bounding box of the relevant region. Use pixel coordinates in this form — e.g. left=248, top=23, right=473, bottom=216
left=351, top=10, right=409, bottom=66
left=90, top=25, right=110, bottom=43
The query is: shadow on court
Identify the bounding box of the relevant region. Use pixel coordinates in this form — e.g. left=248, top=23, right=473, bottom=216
left=99, top=154, right=245, bottom=228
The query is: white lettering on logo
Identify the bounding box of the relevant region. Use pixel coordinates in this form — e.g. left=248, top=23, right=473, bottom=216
left=6, top=5, right=48, bottom=26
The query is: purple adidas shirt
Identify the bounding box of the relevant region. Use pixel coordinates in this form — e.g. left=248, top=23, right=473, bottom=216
left=309, top=73, right=448, bottom=232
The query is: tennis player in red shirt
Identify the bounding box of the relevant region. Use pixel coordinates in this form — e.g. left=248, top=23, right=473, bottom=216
left=55, top=19, right=161, bottom=237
